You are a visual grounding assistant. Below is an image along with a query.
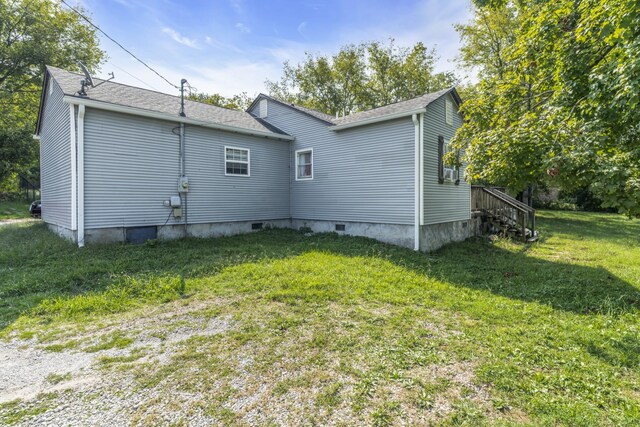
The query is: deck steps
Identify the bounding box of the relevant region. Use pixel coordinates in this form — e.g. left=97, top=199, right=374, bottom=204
left=472, top=186, right=537, bottom=243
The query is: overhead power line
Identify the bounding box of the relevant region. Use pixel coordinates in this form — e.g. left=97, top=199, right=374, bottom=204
left=58, top=0, right=179, bottom=90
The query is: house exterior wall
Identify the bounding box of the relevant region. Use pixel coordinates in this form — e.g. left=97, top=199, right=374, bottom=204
left=83, top=109, right=290, bottom=230
left=40, top=79, right=72, bottom=229
left=250, top=99, right=415, bottom=225
left=422, top=92, right=471, bottom=225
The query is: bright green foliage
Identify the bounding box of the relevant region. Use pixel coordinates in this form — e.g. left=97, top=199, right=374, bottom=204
left=186, top=91, right=253, bottom=111
left=455, top=0, right=640, bottom=216
left=266, top=39, right=457, bottom=116
left=0, top=0, right=104, bottom=188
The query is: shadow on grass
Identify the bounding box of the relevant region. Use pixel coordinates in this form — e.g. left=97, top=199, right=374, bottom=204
left=1, top=217, right=639, bottom=334
left=537, top=210, right=640, bottom=244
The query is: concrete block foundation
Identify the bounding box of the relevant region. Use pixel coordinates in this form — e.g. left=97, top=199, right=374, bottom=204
left=291, top=219, right=415, bottom=249
left=46, top=223, right=77, bottom=242
left=46, top=217, right=481, bottom=251
left=419, top=217, right=482, bottom=252
left=81, top=219, right=292, bottom=244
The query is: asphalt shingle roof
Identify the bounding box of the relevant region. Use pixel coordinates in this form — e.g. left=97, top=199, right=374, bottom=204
left=256, top=88, right=456, bottom=128
left=332, top=88, right=454, bottom=126
left=47, top=66, right=287, bottom=136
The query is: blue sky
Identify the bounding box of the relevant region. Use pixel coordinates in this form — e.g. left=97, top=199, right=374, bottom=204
left=79, top=0, right=473, bottom=97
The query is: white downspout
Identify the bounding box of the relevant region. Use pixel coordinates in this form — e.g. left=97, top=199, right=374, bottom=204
left=69, top=105, right=77, bottom=231
left=419, top=113, right=424, bottom=226
left=77, top=104, right=85, bottom=247
left=412, top=114, right=420, bottom=251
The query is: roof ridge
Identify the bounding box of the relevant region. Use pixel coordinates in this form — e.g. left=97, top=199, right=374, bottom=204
left=46, top=65, right=250, bottom=116
left=345, top=88, right=453, bottom=116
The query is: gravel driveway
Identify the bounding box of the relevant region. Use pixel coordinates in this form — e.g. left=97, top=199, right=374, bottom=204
left=0, top=301, right=233, bottom=426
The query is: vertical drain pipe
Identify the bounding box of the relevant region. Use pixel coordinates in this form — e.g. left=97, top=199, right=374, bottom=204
left=412, top=113, right=420, bottom=251
left=180, top=122, right=187, bottom=236
left=69, top=105, right=77, bottom=232
left=179, top=79, right=188, bottom=236
left=77, top=104, right=86, bottom=247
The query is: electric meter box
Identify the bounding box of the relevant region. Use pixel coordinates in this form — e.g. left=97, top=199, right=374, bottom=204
left=170, top=196, right=182, bottom=208
left=178, top=176, right=189, bottom=193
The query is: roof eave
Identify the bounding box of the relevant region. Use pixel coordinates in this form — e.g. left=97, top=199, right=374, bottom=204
left=63, top=96, right=294, bottom=141
left=330, top=107, right=427, bottom=131
left=35, top=70, right=51, bottom=136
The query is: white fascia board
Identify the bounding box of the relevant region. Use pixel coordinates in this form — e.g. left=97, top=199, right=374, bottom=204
left=62, top=96, right=294, bottom=142
left=330, top=108, right=427, bottom=131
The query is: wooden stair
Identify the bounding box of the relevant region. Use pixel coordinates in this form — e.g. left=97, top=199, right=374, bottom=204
left=472, top=186, right=538, bottom=243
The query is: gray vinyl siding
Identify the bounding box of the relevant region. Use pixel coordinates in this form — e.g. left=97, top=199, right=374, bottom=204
left=252, top=100, right=415, bottom=225
left=40, top=80, right=72, bottom=228
left=83, top=109, right=289, bottom=229
left=182, top=126, right=290, bottom=223
left=422, top=93, right=471, bottom=225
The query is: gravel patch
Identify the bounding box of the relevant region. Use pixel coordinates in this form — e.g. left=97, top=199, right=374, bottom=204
left=0, top=302, right=234, bottom=426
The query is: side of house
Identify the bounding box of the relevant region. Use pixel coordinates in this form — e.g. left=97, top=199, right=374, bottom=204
left=36, top=67, right=293, bottom=245
left=247, top=97, right=416, bottom=248
left=420, top=91, right=476, bottom=251
left=37, top=74, right=74, bottom=240
left=36, top=66, right=478, bottom=251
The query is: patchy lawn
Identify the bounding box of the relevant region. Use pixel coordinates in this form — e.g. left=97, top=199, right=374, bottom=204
left=0, top=200, right=32, bottom=221
left=0, top=211, right=639, bottom=426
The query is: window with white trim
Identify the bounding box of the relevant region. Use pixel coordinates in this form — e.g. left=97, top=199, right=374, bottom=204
left=445, top=98, right=453, bottom=126
left=296, top=149, right=313, bottom=180
left=225, top=147, right=250, bottom=176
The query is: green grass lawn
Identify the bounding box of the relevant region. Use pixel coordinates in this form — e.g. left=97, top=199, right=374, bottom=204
left=0, top=200, right=32, bottom=220
left=1, top=211, right=639, bottom=425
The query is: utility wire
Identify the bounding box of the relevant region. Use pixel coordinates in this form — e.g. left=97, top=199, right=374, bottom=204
left=109, top=62, right=159, bottom=91
left=58, top=0, right=179, bottom=90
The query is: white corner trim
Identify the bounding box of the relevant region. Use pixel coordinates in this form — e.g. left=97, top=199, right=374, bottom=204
left=224, top=146, right=251, bottom=177
left=295, top=148, right=313, bottom=181
left=419, top=113, right=424, bottom=226
left=77, top=104, right=85, bottom=248
left=412, top=113, right=420, bottom=251
left=331, top=108, right=427, bottom=131
left=70, top=104, right=77, bottom=231
left=62, top=96, right=294, bottom=142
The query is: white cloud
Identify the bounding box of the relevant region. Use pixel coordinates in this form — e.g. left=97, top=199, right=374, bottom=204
left=161, top=27, right=199, bottom=49
left=235, top=23, right=251, bottom=34
left=297, top=21, right=308, bottom=37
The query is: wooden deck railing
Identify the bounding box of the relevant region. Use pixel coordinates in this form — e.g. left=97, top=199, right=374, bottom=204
left=471, top=186, right=536, bottom=242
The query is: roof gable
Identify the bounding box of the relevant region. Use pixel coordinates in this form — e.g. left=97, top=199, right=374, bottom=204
left=332, top=88, right=460, bottom=128
left=247, top=94, right=336, bottom=125
left=248, top=88, right=462, bottom=131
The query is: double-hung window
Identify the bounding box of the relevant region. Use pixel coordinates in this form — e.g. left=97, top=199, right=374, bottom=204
left=296, top=149, right=313, bottom=180
left=225, top=147, right=250, bottom=176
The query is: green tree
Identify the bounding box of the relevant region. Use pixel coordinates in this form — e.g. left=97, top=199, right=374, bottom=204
left=266, top=40, right=457, bottom=116
left=454, top=0, right=640, bottom=216
left=187, top=91, right=252, bottom=111
left=0, top=0, right=104, bottom=193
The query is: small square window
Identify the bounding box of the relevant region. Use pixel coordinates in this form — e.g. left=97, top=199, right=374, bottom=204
left=225, top=147, right=250, bottom=176
left=296, top=149, right=313, bottom=180
left=445, top=98, right=453, bottom=126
